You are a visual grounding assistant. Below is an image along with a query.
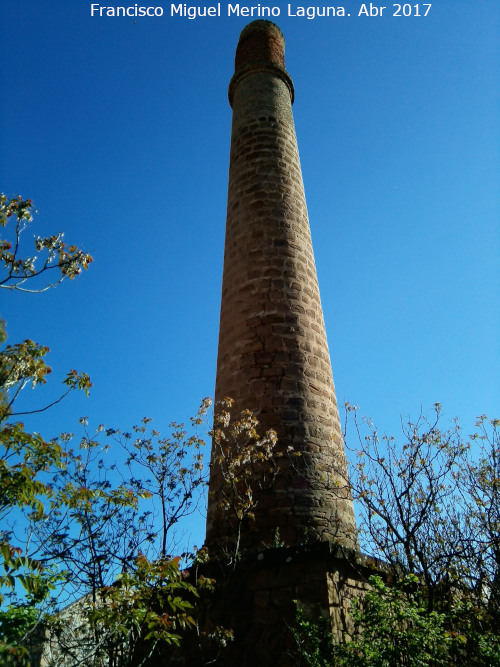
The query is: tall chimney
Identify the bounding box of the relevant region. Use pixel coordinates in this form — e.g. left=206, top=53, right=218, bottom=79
left=206, top=21, right=357, bottom=554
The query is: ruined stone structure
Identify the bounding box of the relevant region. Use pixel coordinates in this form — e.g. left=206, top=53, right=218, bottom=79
left=206, top=20, right=358, bottom=556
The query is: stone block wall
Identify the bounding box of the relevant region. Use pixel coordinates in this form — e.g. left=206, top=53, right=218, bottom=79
left=169, top=541, right=381, bottom=667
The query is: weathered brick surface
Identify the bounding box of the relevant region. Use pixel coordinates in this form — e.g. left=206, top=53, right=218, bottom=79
left=206, top=21, right=358, bottom=554
left=234, top=21, right=286, bottom=73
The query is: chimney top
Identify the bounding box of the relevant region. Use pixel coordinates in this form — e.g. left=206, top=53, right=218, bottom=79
left=235, top=20, right=285, bottom=71
left=229, top=21, right=293, bottom=106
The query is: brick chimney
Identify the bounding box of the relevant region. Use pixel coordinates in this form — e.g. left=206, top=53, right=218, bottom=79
left=206, top=21, right=358, bottom=555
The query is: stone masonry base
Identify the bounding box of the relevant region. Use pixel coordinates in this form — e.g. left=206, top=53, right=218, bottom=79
left=162, top=541, right=382, bottom=666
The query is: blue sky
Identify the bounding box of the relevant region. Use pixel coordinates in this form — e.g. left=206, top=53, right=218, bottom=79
left=2, top=1, right=499, bottom=546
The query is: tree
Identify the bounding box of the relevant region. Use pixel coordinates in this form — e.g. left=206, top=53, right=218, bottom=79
left=1, top=399, right=214, bottom=665
left=345, top=403, right=466, bottom=606
left=293, top=406, right=500, bottom=666
left=0, top=194, right=92, bottom=528
left=0, top=194, right=92, bottom=293
left=460, top=415, right=500, bottom=625
left=208, top=397, right=280, bottom=564
left=0, top=194, right=94, bottom=663
left=0, top=194, right=92, bottom=424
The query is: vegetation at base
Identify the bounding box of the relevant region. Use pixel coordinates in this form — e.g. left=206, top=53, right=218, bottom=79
left=291, top=607, right=334, bottom=667
left=293, top=407, right=500, bottom=666
left=294, top=572, right=500, bottom=666
left=0, top=199, right=278, bottom=663
left=0, top=196, right=211, bottom=665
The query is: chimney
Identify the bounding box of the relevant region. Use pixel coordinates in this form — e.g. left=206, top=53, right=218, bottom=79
left=206, top=21, right=358, bottom=555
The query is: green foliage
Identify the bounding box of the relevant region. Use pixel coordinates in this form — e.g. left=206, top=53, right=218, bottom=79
left=119, top=405, right=209, bottom=559
left=0, top=568, right=62, bottom=665
left=0, top=194, right=92, bottom=292
left=294, top=411, right=500, bottom=667
left=210, top=397, right=279, bottom=561
left=0, top=605, right=34, bottom=665
left=0, top=404, right=218, bottom=665
left=0, top=194, right=92, bottom=424
left=0, top=195, right=96, bottom=663
left=333, top=575, right=452, bottom=667
left=0, top=424, right=64, bottom=518
left=344, top=407, right=500, bottom=614
left=28, top=409, right=210, bottom=606
left=290, top=607, right=334, bottom=667
left=0, top=339, right=91, bottom=423
left=98, top=555, right=197, bottom=646
left=294, top=574, right=500, bottom=667
left=0, top=319, right=8, bottom=417
left=42, top=555, right=199, bottom=666
left=0, top=233, right=92, bottom=647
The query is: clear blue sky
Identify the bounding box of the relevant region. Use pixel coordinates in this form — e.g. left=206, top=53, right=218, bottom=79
left=2, top=1, right=499, bottom=545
